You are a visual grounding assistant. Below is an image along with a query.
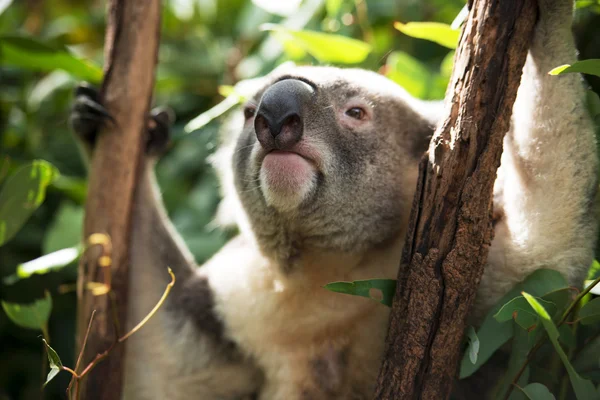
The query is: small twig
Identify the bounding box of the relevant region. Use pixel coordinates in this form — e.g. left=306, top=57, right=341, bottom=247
left=119, top=268, right=175, bottom=342
left=67, top=310, right=96, bottom=397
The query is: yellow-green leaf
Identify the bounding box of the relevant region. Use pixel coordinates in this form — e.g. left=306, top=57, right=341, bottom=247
left=548, top=60, right=600, bottom=78
left=261, top=24, right=372, bottom=64
left=394, top=21, right=459, bottom=49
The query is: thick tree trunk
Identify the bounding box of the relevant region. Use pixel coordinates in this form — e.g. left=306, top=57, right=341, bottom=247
left=76, top=1, right=161, bottom=398
left=373, top=1, right=537, bottom=399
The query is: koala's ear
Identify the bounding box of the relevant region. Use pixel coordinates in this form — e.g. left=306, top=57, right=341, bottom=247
left=406, top=99, right=443, bottom=159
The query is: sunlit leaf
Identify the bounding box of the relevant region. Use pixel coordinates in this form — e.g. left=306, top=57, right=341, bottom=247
left=385, top=51, right=431, bottom=99
left=0, top=160, right=60, bottom=246
left=1, top=291, right=52, bottom=331
left=326, top=0, right=343, bottom=17
left=516, top=383, right=556, bottom=400
left=42, top=339, right=63, bottom=386
left=0, top=36, right=103, bottom=82
left=460, top=269, right=568, bottom=379
left=324, top=279, right=396, bottom=307
left=522, top=292, right=598, bottom=400
left=549, top=60, right=600, bottom=78
left=466, top=326, right=479, bottom=364
left=252, top=0, right=302, bottom=16
left=3, top=247, right=80, bottom=285
left=576, top=0, right=600, bottom=9
left=261, top=24, right=372, bottom=64
left=0, top=0, right=13, bottom=15
left=394, top=22, right=459, bottom=49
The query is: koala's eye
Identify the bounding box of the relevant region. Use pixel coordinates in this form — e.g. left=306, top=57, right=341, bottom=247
left=345, top=107, right=366, bottom=120
left=243, top=106, right=256, bottom=120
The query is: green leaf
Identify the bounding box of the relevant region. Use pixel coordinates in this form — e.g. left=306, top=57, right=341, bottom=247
left=324, top=279, right=396, bottom=307
left=3, top=247, right=80, bottom=285
left=516, top=383, right=556, bottom=400
left=578, top=297, right=600, bottom=325
left=466, top=326, right=479, bottom=364
left=42, top=339, right=63, bottom=386
left=394, top=21, right=459, bottom=49
left=385, top=51, right=431, bottom=99
left=548, top=60, right=600, bottom=78
left=522, top=292, right=598, bottom=400
left=460, top=269, right=567, bottom=379
left=494, top=296, right=556, bottom=330
left=326, top=0, right=343, bottom=17
left=0, top=160, right=60, bottom=246
left=261, top=24, right=372, bottom=64
left=586, top=92, right=600, bottom=121
left=43, top=203, right=84, bottom=253
left=0, top=36, right=103, bottom=83
left=1, top=291, right=52, bottom=331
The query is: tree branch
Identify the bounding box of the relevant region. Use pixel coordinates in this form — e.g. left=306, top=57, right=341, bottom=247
left=76, top=1, right=161, bottom=398
left=373, top=1, right=538, bottom=398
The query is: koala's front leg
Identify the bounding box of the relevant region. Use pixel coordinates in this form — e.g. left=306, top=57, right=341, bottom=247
left=479, top=0, right=599, bottom=314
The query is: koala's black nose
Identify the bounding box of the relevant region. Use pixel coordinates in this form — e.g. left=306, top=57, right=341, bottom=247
left=254, top=79, right=314, bottom=150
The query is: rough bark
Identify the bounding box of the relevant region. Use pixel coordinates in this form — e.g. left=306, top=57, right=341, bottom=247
left=76, top=1, right=161, bottom=398
left=373, top=1, right=537, bottom=399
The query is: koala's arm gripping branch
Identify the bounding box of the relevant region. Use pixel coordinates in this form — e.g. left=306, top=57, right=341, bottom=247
left=373, top=1, right=537, bottom=399
left=76, top=0, right=161, bottom=398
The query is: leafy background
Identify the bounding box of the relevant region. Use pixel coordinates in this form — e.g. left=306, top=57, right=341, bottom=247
left=1, top=0, right=600, bottom=399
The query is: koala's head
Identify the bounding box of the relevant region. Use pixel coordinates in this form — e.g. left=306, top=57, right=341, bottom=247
left=228, top=66, right=438, bottom=264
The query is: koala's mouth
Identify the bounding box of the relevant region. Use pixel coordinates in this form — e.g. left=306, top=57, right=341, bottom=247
left=258, top=149, right=319, bottom=211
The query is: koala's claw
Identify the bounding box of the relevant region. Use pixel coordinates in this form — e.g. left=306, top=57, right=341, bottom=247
left=70, top=83, right=174, bottom=155
left=70, top=83, right=115, bottom=144
left=147, top=107, right=174, bottom=156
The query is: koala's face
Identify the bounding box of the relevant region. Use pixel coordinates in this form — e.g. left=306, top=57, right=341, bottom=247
left=232, top=66, right=434, bottom=259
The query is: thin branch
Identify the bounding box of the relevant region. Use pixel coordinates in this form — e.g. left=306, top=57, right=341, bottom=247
left=119, top=268, right=175, bottom=342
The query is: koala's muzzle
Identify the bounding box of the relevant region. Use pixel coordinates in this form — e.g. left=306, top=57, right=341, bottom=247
left=254, top=79, right=314, bottom=151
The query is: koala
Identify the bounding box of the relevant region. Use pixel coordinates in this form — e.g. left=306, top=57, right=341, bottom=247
left=70, top=1, right=598, bottom=399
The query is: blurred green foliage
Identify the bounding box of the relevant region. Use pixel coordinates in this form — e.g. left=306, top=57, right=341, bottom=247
left=1, top=0, right=600, bottom=399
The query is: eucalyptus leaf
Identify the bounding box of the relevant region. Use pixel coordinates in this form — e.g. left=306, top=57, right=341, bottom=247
left=385, top=51, right=431, bottom=99
left=460, top=269, right=568, bottom=379
left=0, top=36, right=103, bottom=82
left=394, top=21, right=459, bottom=49
left=494, top=296, right=556, bottom=330
left=3, top=247, right=80, bottom=285
left=1, top=291, right=52, bottom=331
left=549, top=60, right=600, bottom=78
left=324, top=279, right=396, bottom=307
left=466, top=326, right=479, bottom=364
left=0, top=160, right=60, bottom=246
left=522, top=292, right=598, bottom=400
left=261, top=24, right=372, bottom=64
left=42, top=339, right=63, bottom=386
left=578, top=297, right=600, bottom=325
left=516, top=383, right=556, bottom=400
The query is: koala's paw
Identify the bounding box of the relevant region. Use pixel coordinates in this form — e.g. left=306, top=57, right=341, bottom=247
left=69, top=83, right=174, bottom=155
